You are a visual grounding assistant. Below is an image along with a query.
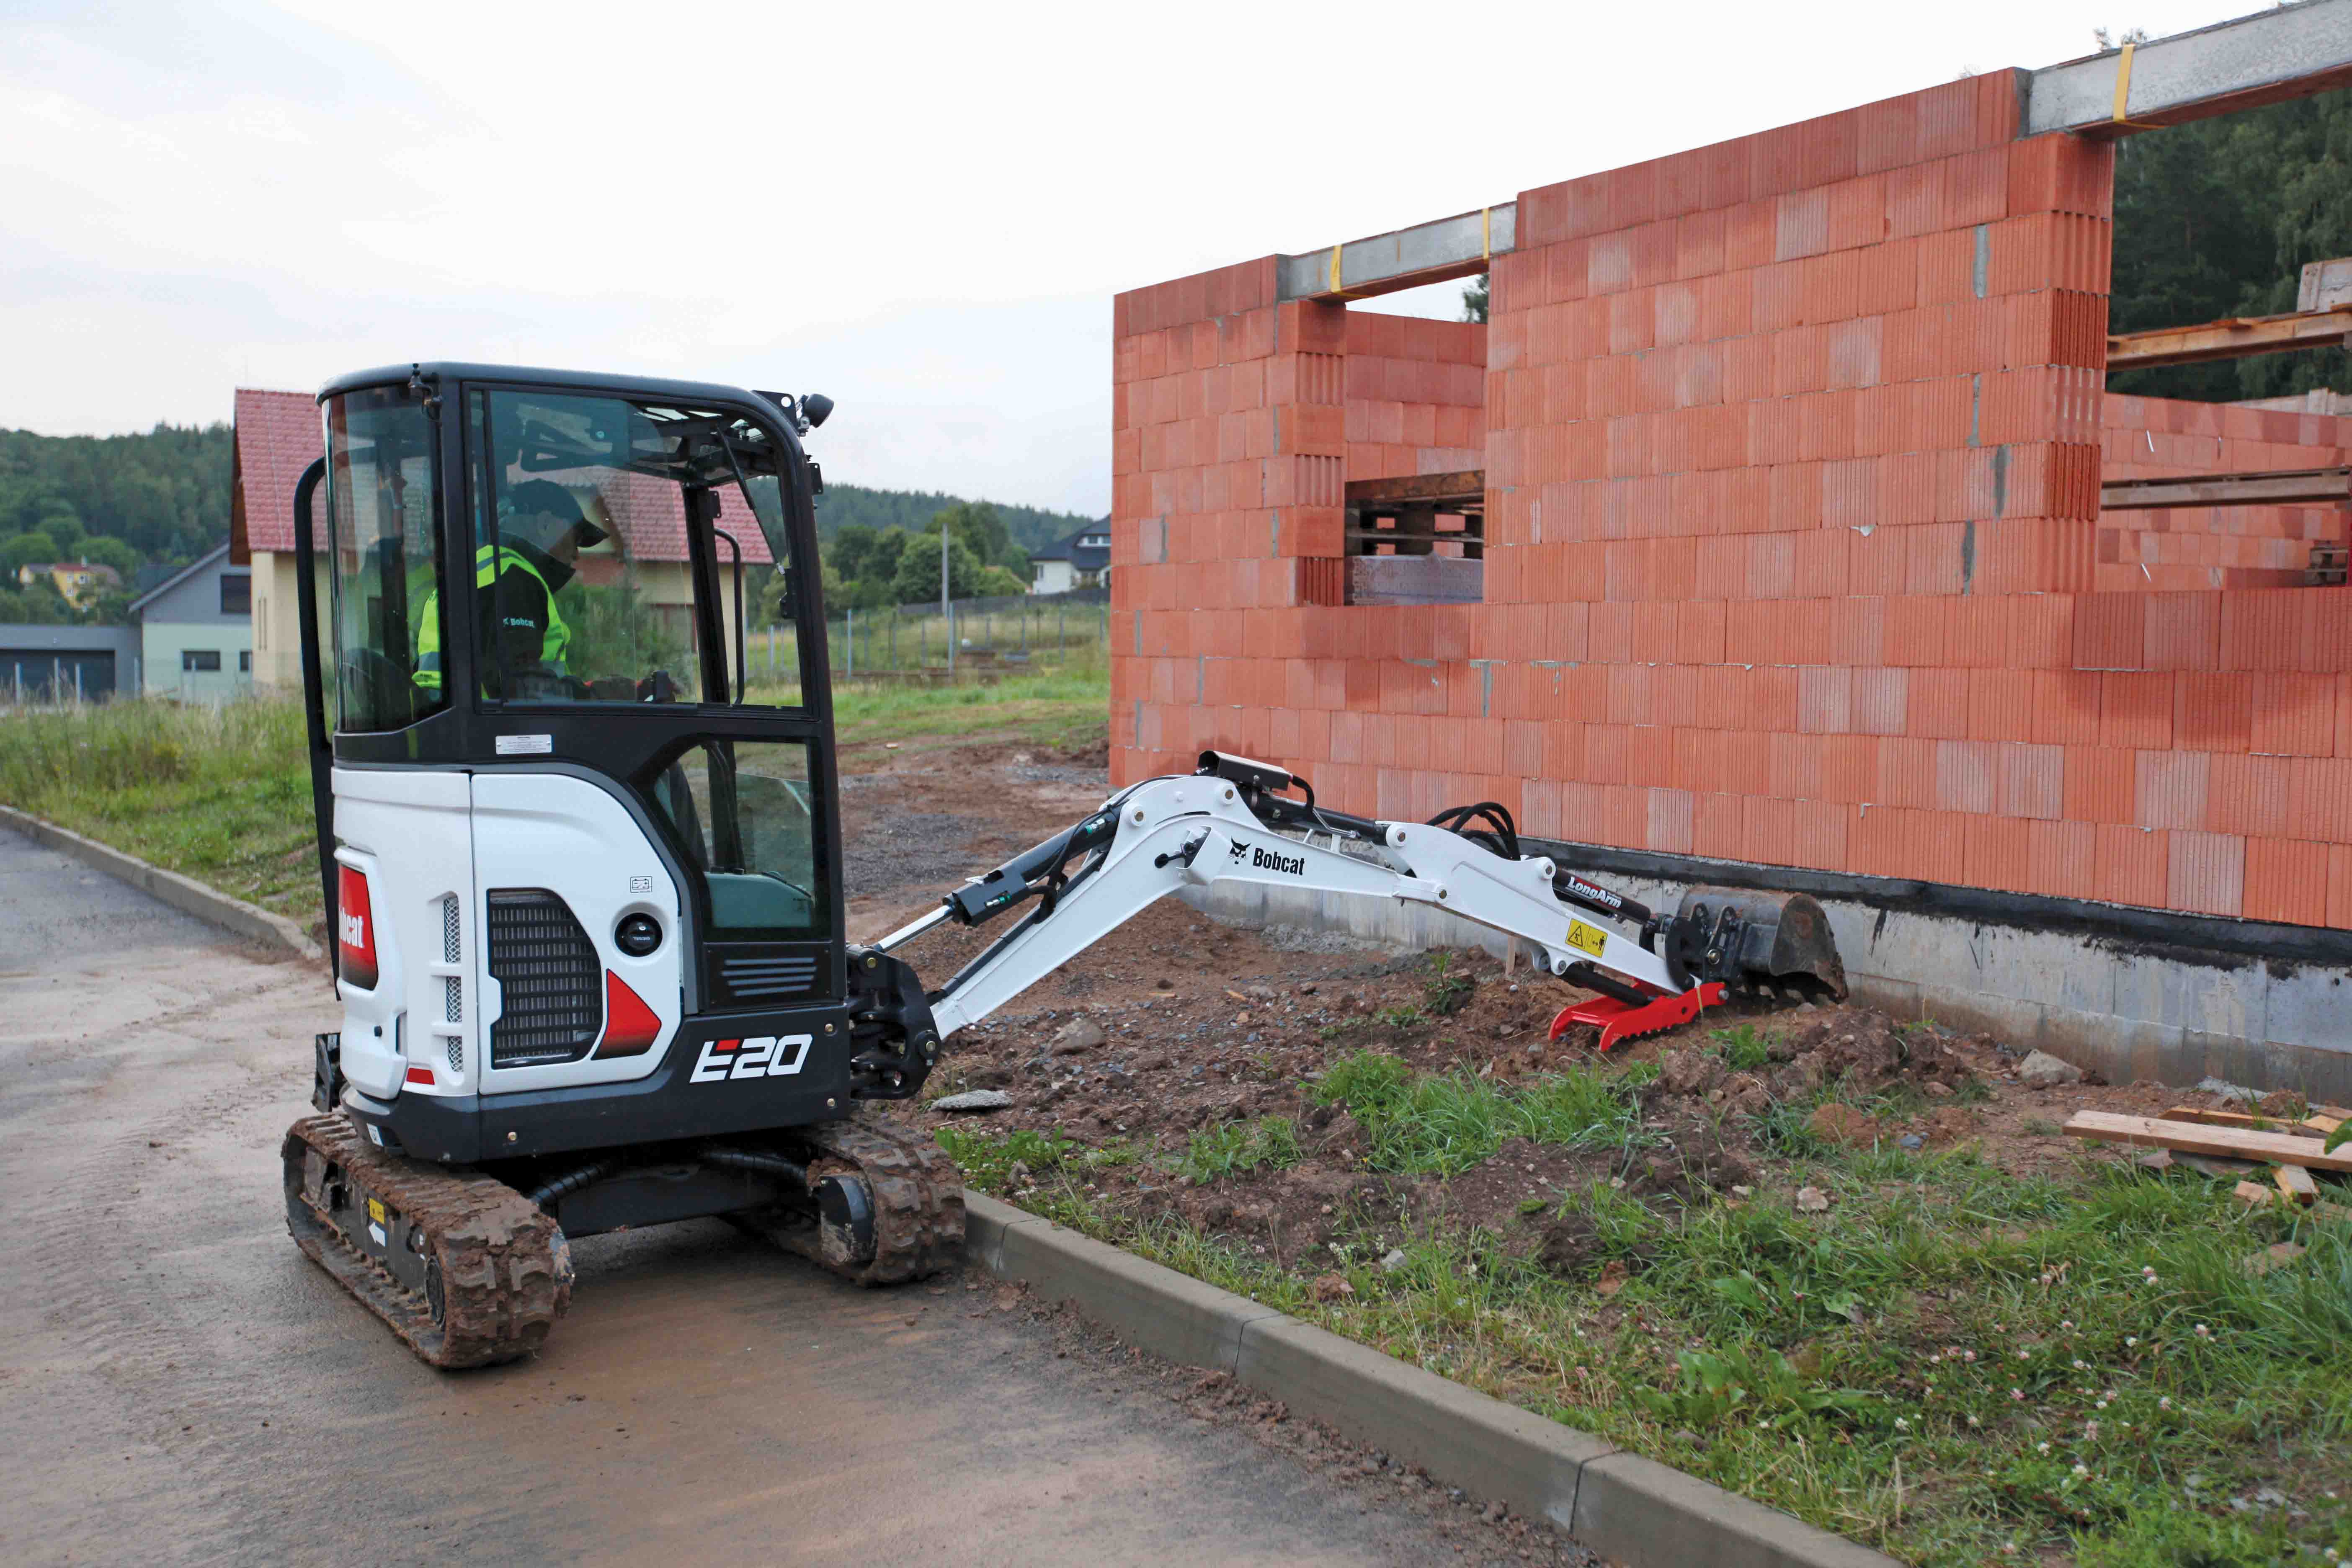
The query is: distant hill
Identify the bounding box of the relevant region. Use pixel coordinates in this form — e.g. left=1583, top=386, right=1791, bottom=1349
left=814, top=483, right=1100, bottom=554
left=0, top=423, right=231, bottom=574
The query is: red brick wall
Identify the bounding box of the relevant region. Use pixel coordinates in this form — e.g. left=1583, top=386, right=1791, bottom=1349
left=1109, top=75, right=2352, bottom=930
left=2099, top=394, right=2350, bottom=590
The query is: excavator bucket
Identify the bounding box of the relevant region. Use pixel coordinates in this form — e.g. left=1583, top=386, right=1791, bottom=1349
left=1674, top=886, right=1848, bottom=1000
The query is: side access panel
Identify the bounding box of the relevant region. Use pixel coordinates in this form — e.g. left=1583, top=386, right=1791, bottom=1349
left=331, top=766, right=477, bottom=1102
left=468, top=770, right=686, bottom=1095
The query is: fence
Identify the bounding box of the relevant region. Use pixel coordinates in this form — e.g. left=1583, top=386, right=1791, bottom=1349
left=746, top=587, right=1111, bottom=688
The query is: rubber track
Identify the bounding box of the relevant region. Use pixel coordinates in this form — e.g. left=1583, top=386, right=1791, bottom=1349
left=776, top=1119, right=965, bottom=1286
left=282, top=1114, right=573, bottom=1369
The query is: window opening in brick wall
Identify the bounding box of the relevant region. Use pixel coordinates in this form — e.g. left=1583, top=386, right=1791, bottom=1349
left=1341, top=470, right=1484, bottom=606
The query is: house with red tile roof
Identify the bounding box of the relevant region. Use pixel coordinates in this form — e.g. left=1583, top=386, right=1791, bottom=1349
left=231, top=388, right=773, bottom=688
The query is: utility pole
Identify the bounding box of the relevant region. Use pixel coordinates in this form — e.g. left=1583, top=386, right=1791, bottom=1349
left=941, top=526, right=954, bottom=675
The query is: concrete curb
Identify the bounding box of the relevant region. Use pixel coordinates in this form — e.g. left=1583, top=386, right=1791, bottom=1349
left=0, top=803, right=322, bottom=962
left=965, top=1192, right=1898, bottom=1568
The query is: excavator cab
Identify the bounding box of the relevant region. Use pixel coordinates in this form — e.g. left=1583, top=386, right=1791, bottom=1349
left=289, top=360, right=949, bottom=1171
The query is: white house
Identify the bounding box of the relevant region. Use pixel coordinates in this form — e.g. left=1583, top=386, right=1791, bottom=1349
left=1027, top=523, right=1110, bottom=594
left=126, top=543, right=253, bottom=702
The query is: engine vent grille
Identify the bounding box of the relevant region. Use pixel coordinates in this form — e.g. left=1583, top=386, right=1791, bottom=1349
left=485, top=890, right=601, bottom=1068
left=446, top=1038, right=464, bottom=1074
left=442, top=975, right=463, bottom=1023
left=718, top=954, right=820, bottom=1001
left=441, top=894, right=461, bottom=963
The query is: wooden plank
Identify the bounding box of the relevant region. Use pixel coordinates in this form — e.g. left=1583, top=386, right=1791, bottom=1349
left=2063, top=1111, right=2352, bottom=1172
left=2107, top=306, right=2352, bottom=370
left=1344, top=470, right=1485, bottom=505
left=2277, top=1165, right=2320, bottom=1206
left=2308, top=1114, right=2346, bottom=1136
left=2100, top=467, right=2350, bottom=510
left=2158, top=1106, right=2329, bottom=1141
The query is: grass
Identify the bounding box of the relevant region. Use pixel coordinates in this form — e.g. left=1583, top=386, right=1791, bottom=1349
left=0, top=696, right=322, bottom=931
left=0, top=663, right=1114, bottom=938
left=1173, top=1116, right=1302, bottom=1184
left=820, top=662, right=1110, bottom=749
left=1315, top=1049, right=1656, bottom=1175
left=942, top=1057, right=2352, bottom=1567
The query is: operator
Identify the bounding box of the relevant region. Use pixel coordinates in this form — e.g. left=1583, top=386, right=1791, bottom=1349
left=414, top=479, right=609, bottom=697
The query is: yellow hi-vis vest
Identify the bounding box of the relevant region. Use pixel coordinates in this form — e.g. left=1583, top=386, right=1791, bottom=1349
left=413, top=544, right=570, bottom=692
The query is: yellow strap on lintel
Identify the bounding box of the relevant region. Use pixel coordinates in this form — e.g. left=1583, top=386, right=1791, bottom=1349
left=1481, top=206, right=1491, bottom=263
left=1329, top=244, right=1343, bottom=294
left=2112, top=41, right=2134, bottom=122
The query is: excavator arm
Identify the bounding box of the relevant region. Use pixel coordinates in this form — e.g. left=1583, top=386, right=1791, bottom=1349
left=853, top=752, right=1845, bottom=1083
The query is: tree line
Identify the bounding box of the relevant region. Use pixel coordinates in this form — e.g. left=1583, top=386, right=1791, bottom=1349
left=2108, top=83, right=2352, bottom=401
left=0, top=423, right=228, bottom=624
left=0, top=414, right=1103, bottom=628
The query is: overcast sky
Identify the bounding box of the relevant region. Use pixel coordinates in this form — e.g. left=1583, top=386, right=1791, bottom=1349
left=0, top=0, right=2259, bottom=516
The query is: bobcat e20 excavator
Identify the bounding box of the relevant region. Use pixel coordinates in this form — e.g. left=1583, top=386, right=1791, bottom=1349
left=284, top=362, right=1847, bottom=1368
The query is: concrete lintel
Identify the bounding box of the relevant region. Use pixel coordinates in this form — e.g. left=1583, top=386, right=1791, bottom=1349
left=2026, top=0, right=2352, bottom=136
left=1277, top=204, right=1516, bottom=304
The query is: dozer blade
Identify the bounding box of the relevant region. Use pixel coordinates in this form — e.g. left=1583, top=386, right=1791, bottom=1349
left=1676, top=886, right=1848, bottom=999
left=283, top=1113, right=572, bottom=1369
left=1550, top=981, right=1727, bottom=1053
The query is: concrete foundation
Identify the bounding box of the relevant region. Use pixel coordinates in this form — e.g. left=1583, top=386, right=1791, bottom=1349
left=1183, top=854, right=2352, bottom=1102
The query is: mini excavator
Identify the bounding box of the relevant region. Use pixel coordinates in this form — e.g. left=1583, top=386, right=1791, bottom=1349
left=284, top=363, right=1847, bottom=1367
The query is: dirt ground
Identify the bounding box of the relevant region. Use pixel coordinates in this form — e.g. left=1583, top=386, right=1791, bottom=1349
left=838, top=735, right=2335, bottom=1267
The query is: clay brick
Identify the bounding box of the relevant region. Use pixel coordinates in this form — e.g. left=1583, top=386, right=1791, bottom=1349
left=1695, top=791, right=1746, bottom=859
left=1908, top=668, right=1969, bottom=738
left=2095, top=823, right=2169, bottom=908
left=2024, top=818, right=2097, bottom=900
left=2243, top=836, right=2329, bottom=926
left=2287, top=758, right=2352, bottom=843
left=2143, top=592, right=2220, bottom=671
left=1878, top=736, right=1937, bottom=809
left=2168, top=830, right=2245, bottom=917
left=2208, top=753, right=2291, bottom=839
left=1646, top=787, right=1695, bottom=854
left=1965, top=814, right=2033, bottom=891
left=2064, top=745, right=2135, bottom=823
left=1968, top=670, right=2035, bottom=742
left=1936, top=738, right=1998, bottom=814
left=2252, top=672, right=2337, bottom=756
left=1822, top=735, right=1878, bottom=802
left=1793, top=797, right=1851, bottom=870
left=1999, top=742, right=2065, bottom=820
left=2135, top=749, right=2210, bottom=831
left=2100, top=672, right=2173, bottom=750
left=2331, top=844, right=2352, bottom=929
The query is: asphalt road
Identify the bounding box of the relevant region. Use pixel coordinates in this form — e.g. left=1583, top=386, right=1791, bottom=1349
left=0, top=828, right=1515, bottom=1566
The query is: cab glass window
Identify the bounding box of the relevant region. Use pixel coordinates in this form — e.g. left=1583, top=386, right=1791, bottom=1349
left=647, top=740, right=826, bottom=938
left=324, top=388, right=446, bottom=732
left=464, top=389, right=800, bottom=707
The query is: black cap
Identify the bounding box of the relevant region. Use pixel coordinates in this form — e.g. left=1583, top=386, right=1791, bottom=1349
left=506, top=479, right=609, bottom=548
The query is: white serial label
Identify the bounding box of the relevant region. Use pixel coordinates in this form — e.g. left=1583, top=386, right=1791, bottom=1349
left=495, top=734, right=554, bottom=755
left=629, top=875, right=654, bottom=892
